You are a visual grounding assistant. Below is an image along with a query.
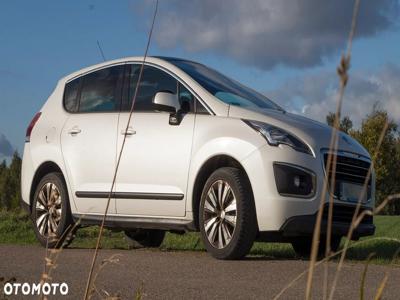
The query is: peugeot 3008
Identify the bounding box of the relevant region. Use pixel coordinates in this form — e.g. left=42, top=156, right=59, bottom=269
left=21, top=57, right=375, bottom=259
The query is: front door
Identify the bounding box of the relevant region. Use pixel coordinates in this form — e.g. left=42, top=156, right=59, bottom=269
left=115, top=64, right=195, bottom=217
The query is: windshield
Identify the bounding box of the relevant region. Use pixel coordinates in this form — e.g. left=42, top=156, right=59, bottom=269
left=166, top=59, right=283, bottom=111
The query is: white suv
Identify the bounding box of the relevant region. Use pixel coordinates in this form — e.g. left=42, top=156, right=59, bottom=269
left=21, top=56, right=375, bottom=259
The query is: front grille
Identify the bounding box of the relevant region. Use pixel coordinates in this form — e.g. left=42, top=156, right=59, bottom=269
left=322, top=204, right=373, bottom=225
left=323, top=153, right=372, bottom=201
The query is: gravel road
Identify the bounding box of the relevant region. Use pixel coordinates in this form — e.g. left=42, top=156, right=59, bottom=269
left=0, top=245, right=399, bottom=299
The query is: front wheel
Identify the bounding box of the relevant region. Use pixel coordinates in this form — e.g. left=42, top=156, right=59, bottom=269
left=199, top=167, right=257, bottom=260
left=31, top=172, right=74, bottom=248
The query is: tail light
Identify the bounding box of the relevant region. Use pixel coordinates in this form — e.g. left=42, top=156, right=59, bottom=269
left=25, top=112, right=41, bottom=142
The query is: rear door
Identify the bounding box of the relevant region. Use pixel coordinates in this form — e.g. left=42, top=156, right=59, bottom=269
left=115, top=64, right=196, bottom=217
left=61, top=64, right=125, bottom=214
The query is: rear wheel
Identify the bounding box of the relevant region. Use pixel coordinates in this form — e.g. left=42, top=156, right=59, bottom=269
left=31, top=172, right=74, bottom=248
left=291, top=235, right=342, bottom=258
left=199, top=167, right=257, bottom=260
left=124, top=229, right=165, bottom=248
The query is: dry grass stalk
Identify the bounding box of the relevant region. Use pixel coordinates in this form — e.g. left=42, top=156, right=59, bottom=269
left=39, top=220, right=81, bottom=300
left=83, top=1, right=159, bottom=299
left=327, top=122, right=389, bottom=300
left=322, top=0, right=363, bottom=295
left=322, top=55, right=356, bottom=300
left=373, top=245, right=400, bottom=300
left=359, top=253, right=375, bottom=300
left=273, top=235, right=400, bottom=300
left=88, top=254, right=122, bottom=299
left=325, top=192, right=400, bottom=300
left=322, top=110, right=341, bottom=300
left=309, top=85, right=340, bottom=300
left=274, top=193, right=400, bottom=299
left=305, top=1, right=361, bottom=299
left=373, top=276, right=388, bottom=300
left=134, top=282, right=145, bottom=300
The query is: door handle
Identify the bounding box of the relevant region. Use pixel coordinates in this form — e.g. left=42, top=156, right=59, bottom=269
left=121, top=127, right=136, bottom=136
left=68, top=126, right=82, bottom=135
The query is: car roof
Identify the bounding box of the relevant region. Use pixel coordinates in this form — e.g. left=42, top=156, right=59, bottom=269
left=60, top=56, right=198, bottom=83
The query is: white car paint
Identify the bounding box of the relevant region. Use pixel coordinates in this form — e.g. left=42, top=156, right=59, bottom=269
left=21, top=56, right=375, bottom=234
left=115, top=111, right=195, bottom=217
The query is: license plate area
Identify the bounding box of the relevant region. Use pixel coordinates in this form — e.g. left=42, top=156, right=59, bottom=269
left=339, top=182, right=369, bottom=204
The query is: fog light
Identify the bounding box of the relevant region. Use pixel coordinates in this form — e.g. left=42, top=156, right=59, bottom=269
left=273, top=162, right=315, bottom=197
left=294, top=175, right=300, bottom=188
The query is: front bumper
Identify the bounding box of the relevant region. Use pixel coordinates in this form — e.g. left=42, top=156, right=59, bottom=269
left=279, top=204, right=375, bottom=239
left=241, top=144, right=375, bottom=232
left=257, top=203, right=375, bottom=242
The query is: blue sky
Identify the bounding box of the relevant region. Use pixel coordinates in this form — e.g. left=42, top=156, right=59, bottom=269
left=0, top=0, right=399, bottom=154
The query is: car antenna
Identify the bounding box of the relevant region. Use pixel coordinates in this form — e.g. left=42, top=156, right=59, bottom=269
left=96, top=40, right=106, bottom=61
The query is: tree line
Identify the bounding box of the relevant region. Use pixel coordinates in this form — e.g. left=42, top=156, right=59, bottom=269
left=0, top=152, right=22, bottom=210
left=0, top=106, right=399, bottom=214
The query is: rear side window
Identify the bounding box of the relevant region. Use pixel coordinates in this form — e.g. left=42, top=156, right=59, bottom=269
left=79, top=65, right=124, bottom=112
left=64, top=65, right=124, bottom=113
left=64, top=78, right=81, bottom=113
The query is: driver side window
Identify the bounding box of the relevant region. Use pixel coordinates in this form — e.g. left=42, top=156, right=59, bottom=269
left=122, top=64, right=195, bottom=113
left=178, top=83, right=195, bottom=113
left=123, top=65, right=176, bottom=112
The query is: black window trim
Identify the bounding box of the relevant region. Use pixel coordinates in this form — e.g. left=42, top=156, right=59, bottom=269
left=62, top=76, right=82, bottom=114
left=63, top=61, right=215, bottom=115
left=120, top=63, right=181, bottom=113
left=122, top=61, right=214, bottom=115
left=62, top=62, right=127, bottom=114
left=177, top=81, right=194, bottom=114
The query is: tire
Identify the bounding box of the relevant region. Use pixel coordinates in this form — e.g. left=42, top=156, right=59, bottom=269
left=31, top=172, right=74, bottom=248
left=124, top=229, right=165, bottom=248
left=199, top=167, right=257, bottom=260
left=291, top=235, right=342, bottom=258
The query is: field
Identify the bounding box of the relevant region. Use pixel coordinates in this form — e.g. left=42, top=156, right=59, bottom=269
left=1, top=210, right=399, bottom=264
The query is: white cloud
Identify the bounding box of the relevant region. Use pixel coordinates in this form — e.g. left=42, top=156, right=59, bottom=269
left=152, top=0, right=399, bottom=70
left=265, top=64, right=400, bottom=127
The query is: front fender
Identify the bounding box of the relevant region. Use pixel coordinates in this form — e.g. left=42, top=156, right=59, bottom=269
left=186, top=116, right=265, bottom=213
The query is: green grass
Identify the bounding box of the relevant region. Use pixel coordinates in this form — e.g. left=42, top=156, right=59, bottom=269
left=0, top=210, right=399, bottom=264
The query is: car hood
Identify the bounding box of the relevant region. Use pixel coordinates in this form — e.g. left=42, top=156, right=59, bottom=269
left=228, top=105, right=370, bottom=158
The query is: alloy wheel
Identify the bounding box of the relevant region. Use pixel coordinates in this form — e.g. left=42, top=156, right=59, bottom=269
left=35, top=182, right=62, bottom=237
left=203, top=180, right=237, bottom=249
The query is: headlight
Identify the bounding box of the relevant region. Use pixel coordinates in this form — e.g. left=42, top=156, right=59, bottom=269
left=243, top=120, right=312, bottom=155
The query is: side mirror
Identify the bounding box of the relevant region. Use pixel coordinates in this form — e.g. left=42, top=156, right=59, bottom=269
left=153, top=91, right=180, bottom=113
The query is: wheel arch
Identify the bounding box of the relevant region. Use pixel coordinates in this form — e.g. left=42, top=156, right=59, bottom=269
left=29, top=161, right=65, bottom=210
left=191, top=154, right=255, bottom=231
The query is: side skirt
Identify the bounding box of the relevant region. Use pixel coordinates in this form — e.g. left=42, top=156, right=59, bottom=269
left=72, top=213, right=196, bottom=231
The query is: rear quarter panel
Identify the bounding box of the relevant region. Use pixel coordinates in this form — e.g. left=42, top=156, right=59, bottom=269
left=21, top=80, right=77, bottom=211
